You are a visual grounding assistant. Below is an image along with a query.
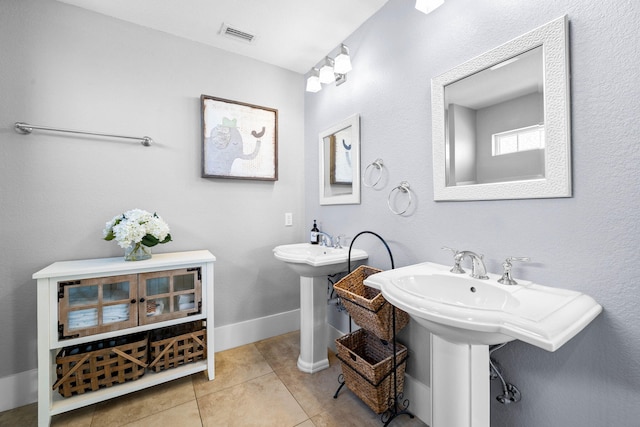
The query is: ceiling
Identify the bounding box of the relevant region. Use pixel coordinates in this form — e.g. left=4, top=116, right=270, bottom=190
left=56, top=0, right=389, bottom=74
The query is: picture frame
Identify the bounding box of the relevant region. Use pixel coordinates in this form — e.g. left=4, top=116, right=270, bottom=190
left=201, top=95, right=278, bottom=181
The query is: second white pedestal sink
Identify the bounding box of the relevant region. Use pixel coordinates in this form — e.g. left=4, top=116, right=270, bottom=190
left=274, top=243, right=368, bottom=373
left=365, top=261, right=602, bottom=427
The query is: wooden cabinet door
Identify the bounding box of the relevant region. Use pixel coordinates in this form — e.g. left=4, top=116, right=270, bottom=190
left=58, top=274, right=138, bottom=339
left=138, top=268, right=202, bottom=325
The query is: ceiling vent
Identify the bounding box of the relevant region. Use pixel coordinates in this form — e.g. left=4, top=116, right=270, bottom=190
left=220, top=23, right=256, bottom=44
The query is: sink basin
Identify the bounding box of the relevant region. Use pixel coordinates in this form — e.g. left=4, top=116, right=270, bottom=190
left=273, top=243, right=368, bottom=277
left=365, top=262, right=602, bottom=351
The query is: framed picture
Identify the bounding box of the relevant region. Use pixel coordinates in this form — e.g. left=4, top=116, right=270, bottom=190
left=201, top=95, right=278, bottom=180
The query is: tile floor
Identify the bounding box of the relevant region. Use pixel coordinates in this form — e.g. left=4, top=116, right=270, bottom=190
left=0, top=331, right=428, bottom=426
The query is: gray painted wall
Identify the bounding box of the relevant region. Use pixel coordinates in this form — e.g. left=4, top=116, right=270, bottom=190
left=0, top=0, right=305, bottom=378
left=306, top=0, right=640, bottom=425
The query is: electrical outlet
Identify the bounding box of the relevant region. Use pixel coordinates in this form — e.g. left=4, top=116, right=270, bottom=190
left=284, top=212, right=293, bottom=226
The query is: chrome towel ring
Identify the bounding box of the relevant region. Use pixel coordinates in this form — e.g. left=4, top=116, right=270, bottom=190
left=363, top=158, right=384, bottom=188
left=388, top=181, right=412, bottom=215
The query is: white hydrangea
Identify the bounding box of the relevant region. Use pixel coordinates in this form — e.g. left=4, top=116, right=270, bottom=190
left=103, top=209, right=172, bottom=249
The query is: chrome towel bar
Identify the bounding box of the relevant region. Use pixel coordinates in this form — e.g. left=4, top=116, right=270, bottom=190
left=14, top=122, right=153, bottom=146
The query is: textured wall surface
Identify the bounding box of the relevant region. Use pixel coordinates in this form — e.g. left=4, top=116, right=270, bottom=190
left=0, top=0, right=305, bottom=378
left=305, top=0, right=640, bottom=425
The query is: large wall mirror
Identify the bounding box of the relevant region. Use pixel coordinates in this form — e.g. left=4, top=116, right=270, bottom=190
left=432, top=15, right=571, bottom=201
left=319, top=114, right=360, bottom=205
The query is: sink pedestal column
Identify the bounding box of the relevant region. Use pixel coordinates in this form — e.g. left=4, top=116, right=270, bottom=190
left=431, top=334, right=490, bottom=427
left=297, top=276, right=330, bottom=373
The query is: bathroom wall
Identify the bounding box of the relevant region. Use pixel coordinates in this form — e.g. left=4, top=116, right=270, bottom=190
left=0, top=0, right=304, bottom=390
left=305, top=0, right=640, bottom=425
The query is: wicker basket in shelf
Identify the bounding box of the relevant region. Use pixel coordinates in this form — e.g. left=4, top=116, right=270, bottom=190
left=148, top=320, right=207, bottom=373
left=336, top=329, right=408, bottom=414
left=333, top=265, right=410, bottom=340
left=54, top=332, right=148, bottom=398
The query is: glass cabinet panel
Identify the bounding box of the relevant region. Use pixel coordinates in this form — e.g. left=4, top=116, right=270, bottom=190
left=139, top=268, right=202, bottom=325
left=58, top=274, right=138, bottom=339
left=68, top=285, right=98, bottom=306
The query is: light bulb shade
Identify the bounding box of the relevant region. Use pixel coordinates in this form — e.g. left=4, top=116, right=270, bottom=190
left=415, top=0, right=444, bottom=14
left=318, top=58, right=335, bottom=84
left=306, top=74, right=321, bottom=92
left=333, top=46, right=352, bottom=75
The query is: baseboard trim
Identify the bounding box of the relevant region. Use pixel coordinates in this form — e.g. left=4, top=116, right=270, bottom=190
left=213, top=309, right=301, bottom=352
left=0, top=368, right=38, bottom=413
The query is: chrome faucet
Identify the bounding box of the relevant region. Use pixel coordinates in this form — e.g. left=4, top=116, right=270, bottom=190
left=317, top=231, right=334, bottom=248
left=442, top=247, right=488, bottom=279
left=459, top=251, right=489, bottom=279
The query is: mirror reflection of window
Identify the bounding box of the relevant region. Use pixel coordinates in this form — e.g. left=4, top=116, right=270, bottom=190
left=493, top=124, right=545, bottom=156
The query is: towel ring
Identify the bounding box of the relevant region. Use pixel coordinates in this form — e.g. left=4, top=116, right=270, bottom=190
left=387, top=181, right=412, bottom=215
left=363, top=158, right=384, bottom=188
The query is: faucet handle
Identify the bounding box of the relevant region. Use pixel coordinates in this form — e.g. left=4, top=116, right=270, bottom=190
left=506, top=256, right=530, bottom=264
left=498, top=257, right=531, bottom=285
left=442, top=246, right=465, bottom=274
left=334, top=234, right=346, bottom=249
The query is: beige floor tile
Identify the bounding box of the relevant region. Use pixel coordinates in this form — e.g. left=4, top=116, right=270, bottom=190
left=51, top=404, right=95, bottom=427
left=124, top=400, right=202, bottom=427
left=0, top=402, right=38, bottom=427
left=294, top=420, right=316, bottom=427
left=193, top=343, right=273, bottom=398
left=91, top=376, right=195, bottom=427
left=198, top=372, right=308, bottom=427
left=254, top=330, right=301, bottom=372
left=274, top=352, right=344, bottom=418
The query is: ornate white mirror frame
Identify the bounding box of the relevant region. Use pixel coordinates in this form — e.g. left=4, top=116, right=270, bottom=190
left=319, top=114, right=361, bottom=205
left=432, top=15, right=571, bottom=201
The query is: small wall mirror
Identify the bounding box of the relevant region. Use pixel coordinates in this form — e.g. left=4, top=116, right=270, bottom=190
left=319, top=114, right=361, bottom=205
left=432, top=15, right=571, bottom=201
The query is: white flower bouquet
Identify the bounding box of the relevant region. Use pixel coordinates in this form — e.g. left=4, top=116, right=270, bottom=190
left=103, top=209, right=172, bottom=260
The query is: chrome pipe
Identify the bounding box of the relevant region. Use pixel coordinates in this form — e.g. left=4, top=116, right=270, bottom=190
left=14, top=122, right=153, bottom=146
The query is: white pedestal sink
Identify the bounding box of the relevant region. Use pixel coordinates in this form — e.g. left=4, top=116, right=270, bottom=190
left=365, top=261, right=602, bottom=427
left=273, top=243, right=368, bottom=373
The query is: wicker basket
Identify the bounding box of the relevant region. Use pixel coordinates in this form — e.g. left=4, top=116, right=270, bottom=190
left=333, top=265, right=410, bottom=340
left=336, top=329, right=408, bottom=414
left=148, top=320, right=207, bottom=372
left=54, top=332, right=148, bottom=398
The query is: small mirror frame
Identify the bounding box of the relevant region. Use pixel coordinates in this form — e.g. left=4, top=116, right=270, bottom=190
left=432, top=15, right=571, bottom=201
left=319, top=114, right=361, bottom=205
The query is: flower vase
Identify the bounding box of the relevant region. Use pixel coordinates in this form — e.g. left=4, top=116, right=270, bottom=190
left=124, top=243, right=152, bottom=261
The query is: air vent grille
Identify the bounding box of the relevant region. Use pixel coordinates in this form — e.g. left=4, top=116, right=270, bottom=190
left=220, top=23, right=256, bottom=44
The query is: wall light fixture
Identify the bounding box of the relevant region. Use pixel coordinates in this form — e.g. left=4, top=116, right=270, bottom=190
left=415, top=0, right=444, bottom=14
left=319, top=57, right=336, bottom=84
left=305, top=68, right=322, bottom=93
left=305, top=43, right=352, bottom=93
left=333, top=44, right=352, bottom=74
